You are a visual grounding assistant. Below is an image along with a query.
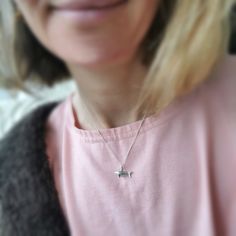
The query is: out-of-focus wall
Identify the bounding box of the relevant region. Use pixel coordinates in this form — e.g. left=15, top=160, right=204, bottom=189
left=0, top=80, right=76, bottom=139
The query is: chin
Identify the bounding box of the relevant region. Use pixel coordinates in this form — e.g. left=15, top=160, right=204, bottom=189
left=61, top=48, right=137, bottom=69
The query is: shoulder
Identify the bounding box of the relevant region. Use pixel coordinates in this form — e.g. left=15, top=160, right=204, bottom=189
left=208, top=54, right=236, bottom=94
left=194, top=54, right=236, bottom=115
left=179, top=54, right=236, bottom=156
left=0, top=101, right=70, bottom=235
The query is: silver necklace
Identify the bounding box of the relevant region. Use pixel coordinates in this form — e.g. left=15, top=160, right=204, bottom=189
left=97, top=116, right=146, bottom=178
left=74, top=94, right=146, bottom=178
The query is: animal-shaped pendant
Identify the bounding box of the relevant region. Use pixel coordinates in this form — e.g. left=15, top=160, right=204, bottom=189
left=114, top=166, right=133, bottom=178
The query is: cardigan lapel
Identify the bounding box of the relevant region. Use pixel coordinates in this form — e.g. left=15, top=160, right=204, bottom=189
left=0, top=102, right=70, bottom=236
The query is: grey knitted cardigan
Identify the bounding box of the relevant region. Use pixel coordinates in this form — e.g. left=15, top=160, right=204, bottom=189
left=0, top=103, right=70, bottom=236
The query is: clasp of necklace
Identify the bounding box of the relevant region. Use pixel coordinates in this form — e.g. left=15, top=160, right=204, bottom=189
left=114, top=166, right=133, bottom=178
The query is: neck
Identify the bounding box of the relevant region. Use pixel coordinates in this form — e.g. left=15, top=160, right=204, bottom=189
left=68, top=59, right=148, bottom=129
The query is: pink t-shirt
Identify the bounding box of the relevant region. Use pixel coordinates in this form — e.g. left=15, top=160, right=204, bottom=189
left=46, top=55, right=236, bottom=236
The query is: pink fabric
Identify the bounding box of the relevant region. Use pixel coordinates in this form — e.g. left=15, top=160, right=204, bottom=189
left=46, top=55, right=236, bottom=236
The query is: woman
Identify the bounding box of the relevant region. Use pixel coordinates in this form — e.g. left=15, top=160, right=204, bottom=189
left=0, top=0, right=235, bottom=235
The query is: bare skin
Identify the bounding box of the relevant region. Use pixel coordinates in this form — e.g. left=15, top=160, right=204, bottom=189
left=15, top=0, right=159, bottom=128
left=70, top=53, right=148, bottom=129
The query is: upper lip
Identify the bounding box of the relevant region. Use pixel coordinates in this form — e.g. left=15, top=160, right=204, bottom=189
left=52, top=0, right=126, bottom=10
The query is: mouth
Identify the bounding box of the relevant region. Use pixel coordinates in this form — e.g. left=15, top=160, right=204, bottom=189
left=50, top=0, right=129, bottom=25
left=51, top=0, right=128, bottom=11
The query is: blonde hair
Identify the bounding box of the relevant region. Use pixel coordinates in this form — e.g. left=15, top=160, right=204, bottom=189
left=0, top=0, right=235, bottom=114
left=139, top=0, right=235, bottom=114
left=0, top=0, right=69, bottom=88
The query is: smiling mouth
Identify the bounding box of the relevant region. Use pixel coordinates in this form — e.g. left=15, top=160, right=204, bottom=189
left=49, top=0, right=129, bottom=25
left=52, top=0, right=128, bottom=11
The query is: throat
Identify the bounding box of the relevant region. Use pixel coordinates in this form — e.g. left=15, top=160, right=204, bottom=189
left=72, top=92, right=143, bottom=130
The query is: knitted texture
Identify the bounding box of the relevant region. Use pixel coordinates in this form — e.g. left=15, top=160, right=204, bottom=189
left=0, top=102, right=70, bottom=236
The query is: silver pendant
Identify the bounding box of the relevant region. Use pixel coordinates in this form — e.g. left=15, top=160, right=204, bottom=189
left=114, top=166, right=133, bottom=178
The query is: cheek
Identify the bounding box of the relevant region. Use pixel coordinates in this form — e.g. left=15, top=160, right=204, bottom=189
left=130, top=0, right=159, bottom=41
left=15, top=0, right=51, bottom=46
left=15, top=0, right=50, bottom=27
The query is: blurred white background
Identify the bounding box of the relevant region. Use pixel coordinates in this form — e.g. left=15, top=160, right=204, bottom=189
left=0, top=80, right=76, bottom=139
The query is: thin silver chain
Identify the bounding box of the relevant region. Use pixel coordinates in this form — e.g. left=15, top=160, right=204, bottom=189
left=97, top=116, right=146, bottom=169
left=74, top=93, right=146, bottom=171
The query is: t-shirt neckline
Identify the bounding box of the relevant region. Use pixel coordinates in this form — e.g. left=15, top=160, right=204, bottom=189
left=66, top=93, right=187, bottom=143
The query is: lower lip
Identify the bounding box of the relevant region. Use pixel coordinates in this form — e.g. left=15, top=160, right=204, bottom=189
left=53, top=1, right=128, bottom=25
